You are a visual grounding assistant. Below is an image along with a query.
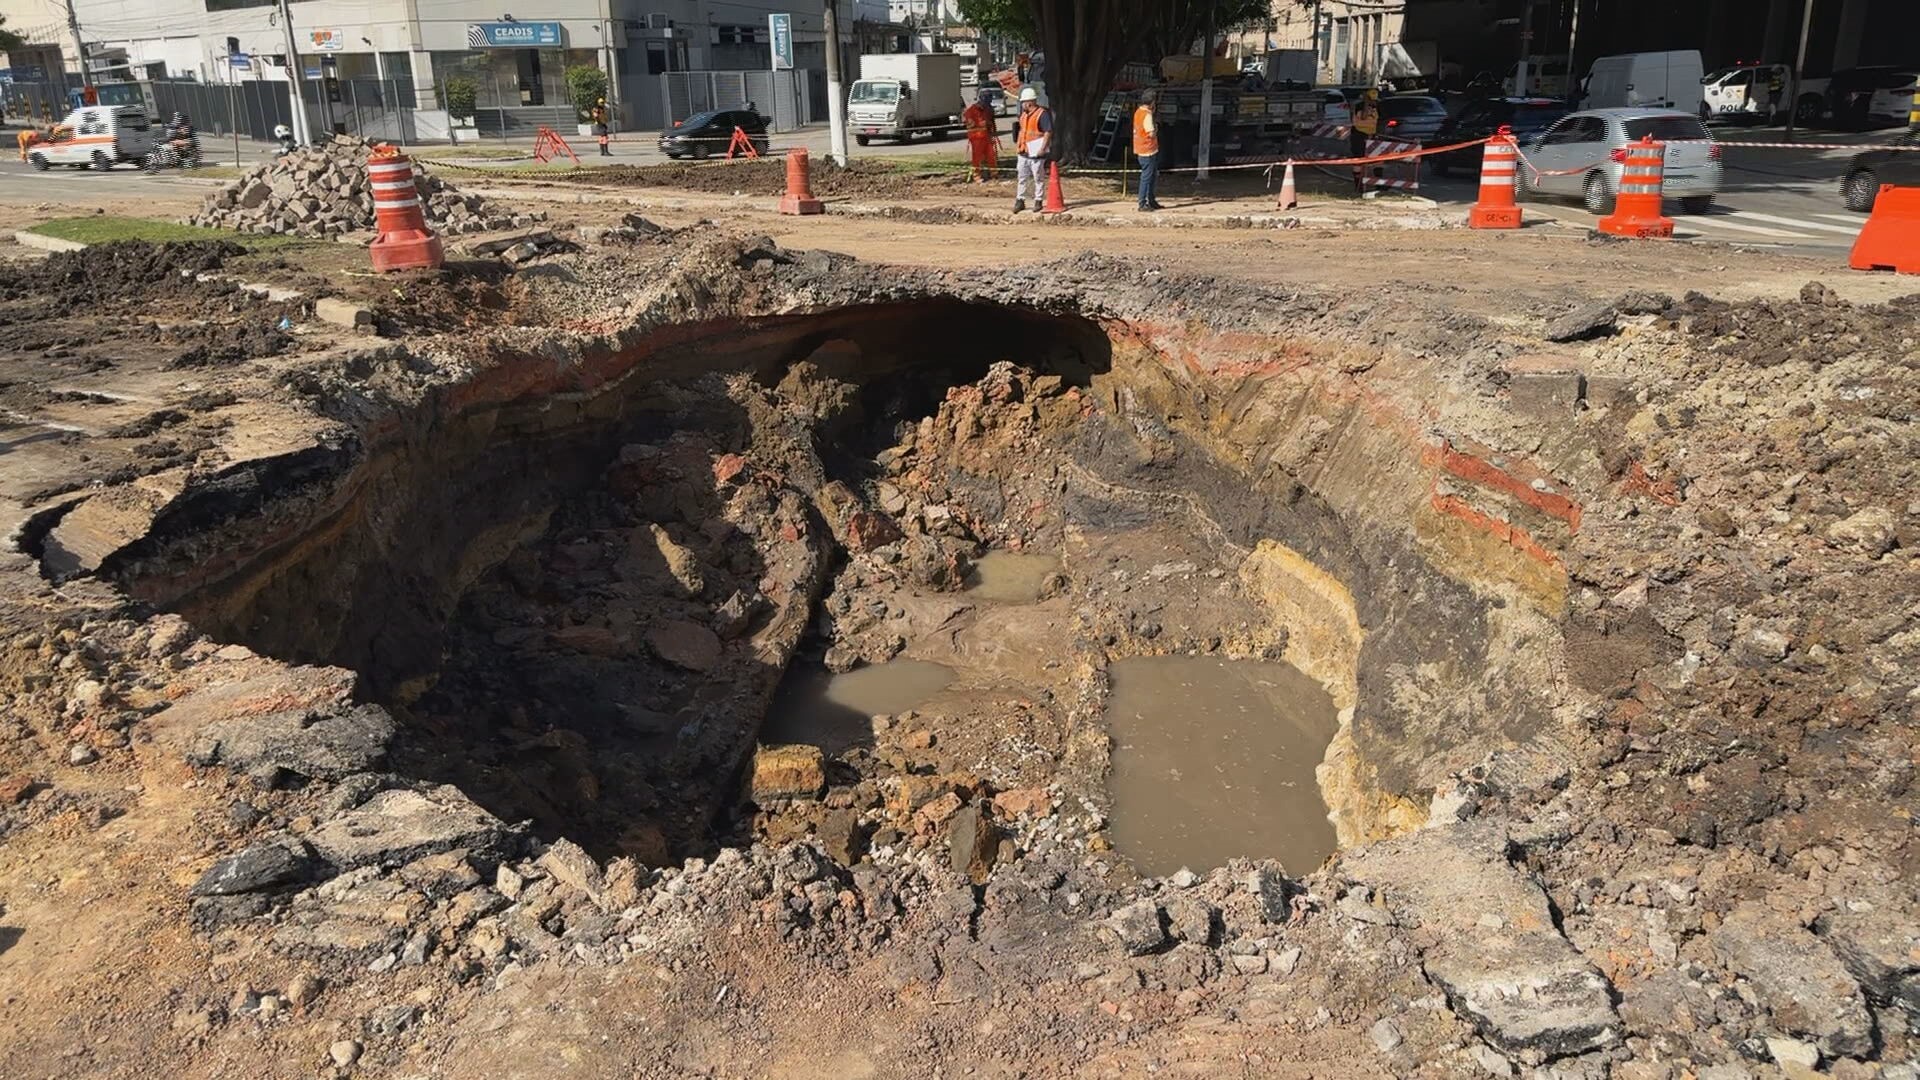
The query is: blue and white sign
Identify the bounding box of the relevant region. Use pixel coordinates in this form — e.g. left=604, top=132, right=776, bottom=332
left=227, top=52, right=251, bottom=71
left=768, top=13, right=793, bottom=71
left=466, top=21, right=564, bottom=48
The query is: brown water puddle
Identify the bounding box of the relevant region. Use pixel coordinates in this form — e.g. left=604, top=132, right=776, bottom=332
left=1106, top=655, right=1340, bottom=877
left=760, top=659, right=956, bottom=754
left=963, top=551, right=1062, bottom=604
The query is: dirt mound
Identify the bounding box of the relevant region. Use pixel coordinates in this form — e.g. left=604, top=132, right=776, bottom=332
left=0, top=240, right=243, bottom=304
left=555, top=157, right=951, bottom=200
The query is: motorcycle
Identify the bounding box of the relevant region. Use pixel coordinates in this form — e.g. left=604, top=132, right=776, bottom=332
left=144, top=134, right=201, bottom=172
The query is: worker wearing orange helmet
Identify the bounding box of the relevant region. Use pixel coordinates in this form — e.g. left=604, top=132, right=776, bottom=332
left=962, top=89, right=998, bottom=183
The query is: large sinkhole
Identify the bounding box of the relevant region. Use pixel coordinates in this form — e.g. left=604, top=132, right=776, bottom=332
left=99, top=298, right=1543, bottom=875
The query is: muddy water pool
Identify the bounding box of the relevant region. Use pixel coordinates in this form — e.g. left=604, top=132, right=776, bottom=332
left=1106, top=655, right=1340, bottom=877
left=760, top=659, right=956, bottom=754
left=963, top=551, right=1062, bottom=604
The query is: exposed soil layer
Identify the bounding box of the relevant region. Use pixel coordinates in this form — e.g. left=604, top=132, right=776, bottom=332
left=0, top=230, right=1916, bottom=1080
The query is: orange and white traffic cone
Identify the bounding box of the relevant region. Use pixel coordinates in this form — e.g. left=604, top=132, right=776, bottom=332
left=1276, top=161, right=1298, bottom=210
left=1468, top=127, right=1523, bottom=230
left=366, top=145, right=444, bottom=273
left=1041, top=160, right=1067, bottom=214
left=1597, top=135, right=1674, bottom=239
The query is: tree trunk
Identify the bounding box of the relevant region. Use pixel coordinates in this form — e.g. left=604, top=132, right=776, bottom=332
left=1030, top=0, right=1136, bottom=163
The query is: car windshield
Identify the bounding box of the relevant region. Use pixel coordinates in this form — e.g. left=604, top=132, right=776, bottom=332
left=678, top=111, right=720, bottom=129
left=1381, top=97, right=1446, bottom=117
left=850, top=82, right=900, bottom=104
left=1622, top=116, right=1712, bottom=142
left=1874, top=71, right=1920, bottom=89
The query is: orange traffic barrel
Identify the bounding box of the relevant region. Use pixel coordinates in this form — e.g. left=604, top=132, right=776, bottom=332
left=777, top=148, right=824, bottom=215
left=1469, top=127, right=1522, bottom=229
left=1597, top=135, right=1673, bottom=239
left=366, top=145, right=445, bottom=273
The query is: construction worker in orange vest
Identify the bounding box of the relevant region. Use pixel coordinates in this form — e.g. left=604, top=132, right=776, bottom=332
left=16, top=123, right=44, bottom=162
left=962, top=90, right=998, bottom=183
left=1133, top=88, right=1163, bottom=212
left=1012, top=86, right=1052, bottom=213
left=1350, top=88, right=1380, bottom=192
left=591, top=98, right=611, bottom=156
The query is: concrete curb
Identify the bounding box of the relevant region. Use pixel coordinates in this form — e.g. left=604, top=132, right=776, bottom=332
left=13, top=230, right=87, bottom=252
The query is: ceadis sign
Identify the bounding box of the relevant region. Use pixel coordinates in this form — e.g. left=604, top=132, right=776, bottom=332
left=466, top=21, right=564, bottom=47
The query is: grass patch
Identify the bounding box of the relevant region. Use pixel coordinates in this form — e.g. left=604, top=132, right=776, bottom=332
left=410, top=145, right=534, bottom=162
left=27, top=215, right=313, bottom=249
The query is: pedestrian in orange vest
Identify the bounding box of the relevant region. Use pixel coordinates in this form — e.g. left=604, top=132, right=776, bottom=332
left=591, top=98, right=612, bottom=156
left=963, top=91, right=998, bottom=183
left=1133, top=88, right=1163, bottom=212
left=1012, top=87, right=1052, bottom=213
left=16, top=126, right=42, bottom=162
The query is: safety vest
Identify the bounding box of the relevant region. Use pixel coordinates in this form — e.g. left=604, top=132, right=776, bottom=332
left=1017, top=107, right=1050, bottom=155
left=964, top=102, right=991, bottom=135
left=1132, top=105, right=1159, bottom=157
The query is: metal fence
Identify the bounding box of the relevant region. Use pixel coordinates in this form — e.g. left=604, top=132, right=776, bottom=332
left=142, top=77, right=426, bottom=143
left=660, top=70, right=815, bottom=131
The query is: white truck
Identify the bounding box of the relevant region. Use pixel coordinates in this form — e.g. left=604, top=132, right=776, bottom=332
left=26, top=105, right=155, bottom=171
left=849, top=53, right=965, bottom=145
left=1582, top=50, right=1705, bottom=113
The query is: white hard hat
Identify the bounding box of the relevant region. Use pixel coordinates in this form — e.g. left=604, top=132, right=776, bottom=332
left=1019, top=87, right=1039, bottom=103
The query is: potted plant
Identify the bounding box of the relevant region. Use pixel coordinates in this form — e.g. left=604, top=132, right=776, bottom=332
left=443, top=76, right=478, bottom=143
left=566, top=65, right=609, bottom=137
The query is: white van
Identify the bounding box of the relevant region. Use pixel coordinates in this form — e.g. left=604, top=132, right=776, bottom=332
left=26, top=106, right=155, bottom=171
left=1582, top=51, right=1704, bottom=114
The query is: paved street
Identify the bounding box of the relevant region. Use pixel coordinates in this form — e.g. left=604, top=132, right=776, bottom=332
left=0, top=117, right=1901, bottom=259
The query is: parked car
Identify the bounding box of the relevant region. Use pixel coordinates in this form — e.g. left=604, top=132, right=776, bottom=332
left=1824, top=67, right=1920, bottom=129
left=1841, top=128, right=1920, bottom=212
left=1700, top=63, right=1791, bottom=123
left=1427, top=97, right=1569, bottom=176
left=1378, top=95, right=1449, bottom=143
left=657, top=108, right=769, bottom=160
left=1582, top=51, right=1705, bottom=114
left=1516, top=108, right=1721, bottom=215
left=1319, top=89, right=1353, bottom=126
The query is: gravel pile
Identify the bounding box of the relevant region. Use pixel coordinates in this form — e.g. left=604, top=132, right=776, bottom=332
left=189, top=134, right=539, bottom=238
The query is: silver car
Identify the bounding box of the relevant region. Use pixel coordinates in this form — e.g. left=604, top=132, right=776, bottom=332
left=1516, top=107, right=1722, bottom=215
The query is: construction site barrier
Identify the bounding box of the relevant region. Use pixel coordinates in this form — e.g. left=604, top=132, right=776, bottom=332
left=1849, top=184, right=1920, bottom=274
left=1597, top=135, right=1674, bottom=239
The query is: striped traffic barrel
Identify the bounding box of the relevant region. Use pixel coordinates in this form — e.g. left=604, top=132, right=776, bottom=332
left=1469, top=126, right=1522, bottom=229
left=1598, top=135, right=1674, bottom=239
left=366, top=145, right=445, bottom=273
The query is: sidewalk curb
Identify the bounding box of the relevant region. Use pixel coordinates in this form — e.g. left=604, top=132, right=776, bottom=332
left=13, top=230, right=86, bottom=252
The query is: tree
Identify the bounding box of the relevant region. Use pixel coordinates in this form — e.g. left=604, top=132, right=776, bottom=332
left=954, top=0, right=1274, bottom=162
left=0, top=16, right=22, bottom=54
left=564, top=65, right=609, bottom=122
left=443, top=76, right=478, bottom=124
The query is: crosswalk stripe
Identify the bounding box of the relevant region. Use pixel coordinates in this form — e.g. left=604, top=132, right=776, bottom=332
left=1813, top=213, right=1870, bottom=226
left=1724, top=210, right=1863, bottom=235
left=1680, top=216, right=1814, bottom=239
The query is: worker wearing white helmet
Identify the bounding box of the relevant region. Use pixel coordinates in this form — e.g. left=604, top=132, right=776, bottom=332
left=1012, top=85, right=1052, bottom=214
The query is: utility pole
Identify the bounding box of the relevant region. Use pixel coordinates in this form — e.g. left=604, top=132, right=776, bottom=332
left=1197, top=2, right=1215, bottom=180
left=1784, top=0, right=1813, bottom=141
left=824, top=0, right=848, bottom=165
left=61, top=0, right=87, bottom=98
left=1515, top=0, right=1534, bottom=96
left=275, top=0, right=312, bottom=146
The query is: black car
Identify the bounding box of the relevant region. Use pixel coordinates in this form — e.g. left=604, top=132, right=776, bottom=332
left=1377, top=95, right=1450, bottom=144
left=1841, top=128, right=1920, bottom=212
left=1823, top=67, right=1920, bottom=130
left=1427, top=97, right=1570, bottom=176
left=658, top=108, right=770, bottom=160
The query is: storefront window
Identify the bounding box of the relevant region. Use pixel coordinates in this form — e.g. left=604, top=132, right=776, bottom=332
left=432, top=48, right=597, bottom=109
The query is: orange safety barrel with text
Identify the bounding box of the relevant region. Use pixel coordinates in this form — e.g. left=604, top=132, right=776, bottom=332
left=1597, top=135, right=1673, bottom=240
left=366, top=145, right=445, bottom=273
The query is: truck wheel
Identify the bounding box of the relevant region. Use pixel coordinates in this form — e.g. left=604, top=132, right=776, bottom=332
left=28, top=153, right=48, bottom=172
left=855, top=134, right=871, bottom=146
left=1680, top=195, right=1714, bottom=215
left=90, top=150, right=111, bottom=171
left=1842, top=168, right=1879, bottom=213
left=1794, top=95, right=1823, bottom=126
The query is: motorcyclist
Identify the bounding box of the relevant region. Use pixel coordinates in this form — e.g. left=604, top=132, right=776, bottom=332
left=273, top=122, right=295, bottom=154
left=164, top=111, right=198, bottom=167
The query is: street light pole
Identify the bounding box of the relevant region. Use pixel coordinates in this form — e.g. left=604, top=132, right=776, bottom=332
left=61, top=0, right=87, bottom=99
left=1784, top=0, right=1813, bottom=141
left=275, top=0, right=311, bottom=145
left=824, top=0, right=848, bottom=165
left=1197, top=2, right=1215, bottom=181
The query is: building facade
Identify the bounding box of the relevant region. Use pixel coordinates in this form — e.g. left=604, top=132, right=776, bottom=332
left=0, top=0, right=896, bottom=133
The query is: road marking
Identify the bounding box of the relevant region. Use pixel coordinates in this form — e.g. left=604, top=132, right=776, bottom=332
left=1680, top=215, right=1816, bottom=239
left=1724, top=210, right=1863, bottom=235
left=1813, top=213, right=1869, bottom=226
